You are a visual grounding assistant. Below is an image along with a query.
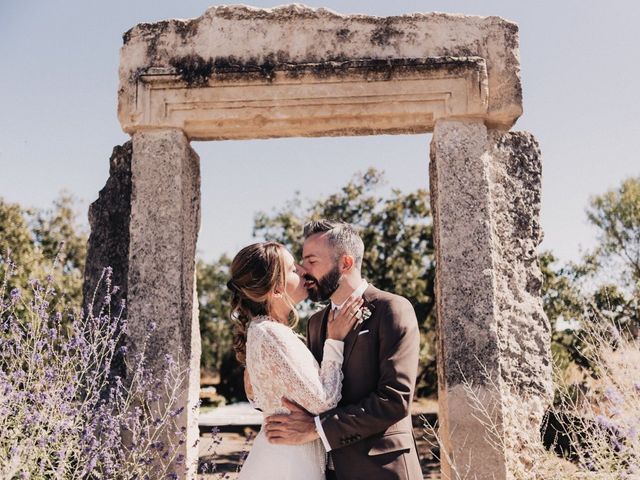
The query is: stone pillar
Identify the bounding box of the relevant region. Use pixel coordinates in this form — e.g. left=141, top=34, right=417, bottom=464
left=128, top=129, right=201, bottom=478
left=83, top=141, right=132, bottom=383
left=430, top=119, right=552, bottom=479
left=83, top=142, right=132, bottom=314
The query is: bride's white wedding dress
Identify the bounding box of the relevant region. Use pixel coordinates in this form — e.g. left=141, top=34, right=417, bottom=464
left=238, top=316, right=344, bottom=479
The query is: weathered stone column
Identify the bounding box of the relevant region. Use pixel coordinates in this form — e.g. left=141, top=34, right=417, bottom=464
left=83, top=142, right=132, bottom=383
left=128, top=129, right=201, bottom=478
left=430, top=119, right=552, bottom=479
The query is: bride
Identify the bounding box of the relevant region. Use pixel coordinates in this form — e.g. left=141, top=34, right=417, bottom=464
left=226, top=242, right=362, bottom=479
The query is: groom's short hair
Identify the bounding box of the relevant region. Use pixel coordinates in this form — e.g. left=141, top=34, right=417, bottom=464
left=303, top=219, right=365, bottom=270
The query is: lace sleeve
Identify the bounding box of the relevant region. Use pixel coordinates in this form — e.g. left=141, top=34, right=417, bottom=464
left=253, top=323, right=344, bottom=415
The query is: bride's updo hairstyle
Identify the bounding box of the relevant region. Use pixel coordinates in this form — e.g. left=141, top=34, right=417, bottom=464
left=227, top=242, right=298, bottom=365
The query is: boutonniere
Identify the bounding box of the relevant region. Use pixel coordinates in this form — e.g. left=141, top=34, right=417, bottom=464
left=353, top=306, right=372, bottom=330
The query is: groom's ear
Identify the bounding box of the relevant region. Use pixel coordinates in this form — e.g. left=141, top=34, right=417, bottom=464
left=341, top=255, right=354, bottom=272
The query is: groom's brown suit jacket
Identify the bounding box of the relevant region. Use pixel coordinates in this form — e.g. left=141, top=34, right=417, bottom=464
left=307, top=284, right=423, bottom=480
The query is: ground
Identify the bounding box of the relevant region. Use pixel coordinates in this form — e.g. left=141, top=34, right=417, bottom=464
left=196, top=398, right=441, bottom=479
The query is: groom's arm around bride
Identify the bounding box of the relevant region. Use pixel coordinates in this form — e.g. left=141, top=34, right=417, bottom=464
left=267, top=286, right=422, bottom=479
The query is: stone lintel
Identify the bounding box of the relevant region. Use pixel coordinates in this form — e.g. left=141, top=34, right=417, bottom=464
left=123, top=57, right=488, bottom=140
left=118, top=4, right=523, bottom=134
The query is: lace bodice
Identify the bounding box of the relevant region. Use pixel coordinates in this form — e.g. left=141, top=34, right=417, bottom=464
left=246, top=316, right=344, bottom=416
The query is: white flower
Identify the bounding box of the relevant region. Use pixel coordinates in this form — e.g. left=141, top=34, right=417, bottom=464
left=353, top=306, right=372, bottom=329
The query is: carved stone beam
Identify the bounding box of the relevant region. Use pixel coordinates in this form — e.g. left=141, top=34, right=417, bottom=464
left=124, top=57, right=488, bottom=140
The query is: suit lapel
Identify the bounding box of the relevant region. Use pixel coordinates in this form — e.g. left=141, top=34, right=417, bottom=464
left=315, top=305, right=331, bottom=363
left=343, top=286, right=376, bottom=366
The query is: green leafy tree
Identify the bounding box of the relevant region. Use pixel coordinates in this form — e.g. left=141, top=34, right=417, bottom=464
left=197, top=255, right=232, bottom=376
left=569, top=177, right=640, bottom=340
left=1, top=199, right=38, bottom=293
left=586, top=176, right=640, bottom=286
left=541, top=177, right=640, bottom=386
left=32, top=193, right=87, bottom=309
left=539, top=251, right=592, bottom=373
left=0, top=193, right=86, bottom=314
left=583, top=177, right=640, bottom=335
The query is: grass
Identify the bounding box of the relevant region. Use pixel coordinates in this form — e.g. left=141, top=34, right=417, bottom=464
left=422, top=311, right=639, bottom=479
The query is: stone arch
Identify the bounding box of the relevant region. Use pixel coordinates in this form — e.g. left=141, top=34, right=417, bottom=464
left=86, top=5, right=552, bottom=478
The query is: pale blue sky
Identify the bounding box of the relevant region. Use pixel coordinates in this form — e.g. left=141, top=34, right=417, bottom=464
left=1, top=1, right=639, bottom=263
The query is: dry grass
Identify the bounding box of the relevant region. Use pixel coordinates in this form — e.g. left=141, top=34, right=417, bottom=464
left=422, top=315, right=639, bottom=480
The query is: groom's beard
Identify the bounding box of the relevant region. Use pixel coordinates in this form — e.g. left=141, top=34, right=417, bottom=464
left=305, top=264, right=341, bottom=302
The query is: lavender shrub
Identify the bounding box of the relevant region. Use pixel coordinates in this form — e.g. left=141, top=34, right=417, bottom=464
left=0, top=255, right=191, bottom=479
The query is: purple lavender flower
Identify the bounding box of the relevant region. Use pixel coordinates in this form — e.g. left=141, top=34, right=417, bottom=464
left=10, top=288, right=20, bottom=304
left=604, top=386, right=624, bottom=406
left=172, top=406, right=185, bottom=417
left=1, top=264, right=190, bottom=477
left=596, top=414, right=612, bottom=429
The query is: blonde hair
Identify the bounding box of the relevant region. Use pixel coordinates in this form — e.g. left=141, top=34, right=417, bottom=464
left=227, top=242, right=298, bottom=365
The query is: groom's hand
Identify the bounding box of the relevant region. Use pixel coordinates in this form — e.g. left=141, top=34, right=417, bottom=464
left=264, top=397, right=319, bottom=445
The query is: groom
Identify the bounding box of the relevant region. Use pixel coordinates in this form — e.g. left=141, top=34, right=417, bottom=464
left=265, top=220, right=422, bottom=480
